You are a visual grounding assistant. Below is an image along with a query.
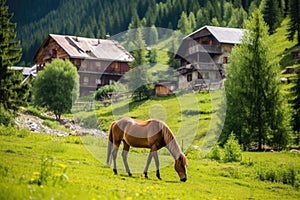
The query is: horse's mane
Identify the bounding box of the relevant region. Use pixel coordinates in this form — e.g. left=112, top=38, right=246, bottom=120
left=162, top=123, right=183, bottom=160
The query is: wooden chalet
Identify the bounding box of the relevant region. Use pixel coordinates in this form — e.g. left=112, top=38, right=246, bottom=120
left=33, top=34, right=134, bottom=96
left=175, top=26, right=245, bottom=91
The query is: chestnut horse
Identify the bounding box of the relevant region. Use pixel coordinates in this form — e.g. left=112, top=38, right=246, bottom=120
left=106, top=117, right=188, bottom=182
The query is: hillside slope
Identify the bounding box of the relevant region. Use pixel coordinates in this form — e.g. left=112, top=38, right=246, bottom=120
left=269, top=18, right=299, bottom=69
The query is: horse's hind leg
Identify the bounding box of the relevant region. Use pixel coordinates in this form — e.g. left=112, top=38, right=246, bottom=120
left=112, top=145, right=119, bottom=175
left=122, top=141, right=132, bottom=176
left=153, top=151, right=161, bottom=180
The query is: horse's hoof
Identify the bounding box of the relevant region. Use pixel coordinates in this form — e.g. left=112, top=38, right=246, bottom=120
left=128, top=172, right=132, bottom=177
left=144, top=172, right=149, bottom=179
left=113, top=169, right=118, bottom=175
left=156, top=170, right=161, bottom=180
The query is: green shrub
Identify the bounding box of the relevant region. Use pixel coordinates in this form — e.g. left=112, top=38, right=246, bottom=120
left=95, top=84, right=115, bottom=101
left=208, top=145, right=224, bottom=161
left=257, top=163, right=300, bottom=187
left=224, top=133, right=242, bottom=162
left=0, top=126, right=30, bottom=137
left=0, top=106, right=14, bottom=126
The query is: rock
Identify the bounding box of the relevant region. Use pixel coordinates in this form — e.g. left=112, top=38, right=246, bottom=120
left=15, top=111, right=107, bottom=139
left=290, top=149, right=300, bottom=153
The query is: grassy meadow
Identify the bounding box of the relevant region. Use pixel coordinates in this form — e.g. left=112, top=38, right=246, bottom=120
left=1, top=91, right=300, bottom=199
left=0, top=126, right=300, bottom=200
left=1, top=17, right=300, bottom=200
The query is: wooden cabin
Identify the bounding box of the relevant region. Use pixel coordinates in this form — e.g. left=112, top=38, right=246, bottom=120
left=154, top=80, right=176, bottom=96
left=33, top=34, right=134, bottom=96
left=175, top=26, right=245, bottom=91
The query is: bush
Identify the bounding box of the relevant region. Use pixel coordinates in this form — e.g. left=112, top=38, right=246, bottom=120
left=224, top=133, right=242, bottom=162
left=257, top=163, right=300, bottom=187
left=208, top=145, right=224, bottom=161
left=0, top=126, right=30, bottom=137
left=94, top=85, right=115, bottom=101
left=0, top=107, right=14, bottom=126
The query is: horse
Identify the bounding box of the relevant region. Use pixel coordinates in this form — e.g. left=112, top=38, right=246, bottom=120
left=106, top=117, right=188, bottom=182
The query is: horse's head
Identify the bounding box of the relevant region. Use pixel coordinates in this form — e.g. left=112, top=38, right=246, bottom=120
left=174, top=153, right=188, bottom=182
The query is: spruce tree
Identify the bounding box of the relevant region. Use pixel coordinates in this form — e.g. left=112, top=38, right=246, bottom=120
left=125, top=27, right=153, bottom=102
left=287, top=0, right=300, bottom=45
left=262, top=0, right=282, bottom=34
left=0, top=0, right=29, bottom=119
left=223, top=9, right=290, bottom=150
left=177, top=11, right=192, bottom=34
left=292, top=67, right=300, bottom=145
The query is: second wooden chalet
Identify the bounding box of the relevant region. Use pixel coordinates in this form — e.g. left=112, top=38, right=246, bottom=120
left=175, top=26, right=245, bottom=91
left=33, top=34, right=134, bottom=96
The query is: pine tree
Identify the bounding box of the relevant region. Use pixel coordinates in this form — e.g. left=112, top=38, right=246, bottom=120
left=292, top=67, right=300, bottom=145
left=177, top=11, right=192, bottom=34
left=188, top=12, right=197, bottom=31
left=168, top=32, right=181, bottom=69
left=287, top=0, right=300, bottom=45
left=223, top=9, right=290, bottom=150
left=126, top=27, right=153, bottom=101
left=0, top=0, right=29, bottom=120
left=145, top=25, right=158, bottom=46
left=262, top=0, right=282, bottom=34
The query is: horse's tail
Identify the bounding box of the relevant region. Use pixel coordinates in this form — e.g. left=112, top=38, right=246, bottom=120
left=106, top=122, right=114, bottom=166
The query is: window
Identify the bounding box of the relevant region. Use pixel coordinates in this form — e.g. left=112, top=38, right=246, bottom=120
left=223, top=57, right=228, bottom=64
left=96, top=79, right=101, bottom=84
left=187, top=74, right=192, bottom=82
left=114, top=62, right=119, bottom=69
left=109, top=80, right=115, bottom=85
left=198, top=72, right=203, bottom=79
left=202, top=72, right=209, bottom=79
left=96, top=61, right=101, bottom=67
left=52, top=49, right=57, bottom=58
left=83, top=77, right=89, bottom=85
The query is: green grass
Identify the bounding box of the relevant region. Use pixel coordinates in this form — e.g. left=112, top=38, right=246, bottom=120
left=3, top=21, right=300, bottom=199
left=0, top=127, right=300, bottom=199
left=269, top=18, right=299, bottom=69
left=1, top=90, right=300, bottom=199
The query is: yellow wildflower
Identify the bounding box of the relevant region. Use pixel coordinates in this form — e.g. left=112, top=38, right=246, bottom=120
left=58, top=163, right=67, bottom=168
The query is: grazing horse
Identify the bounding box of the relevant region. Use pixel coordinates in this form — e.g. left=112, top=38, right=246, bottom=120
left=106, top=117, right=188, bottom=182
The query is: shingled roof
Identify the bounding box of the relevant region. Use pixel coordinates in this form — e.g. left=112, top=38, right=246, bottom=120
left=184, top=25, right=246, bottom=44
left=40, top=34, right=134, bottom=62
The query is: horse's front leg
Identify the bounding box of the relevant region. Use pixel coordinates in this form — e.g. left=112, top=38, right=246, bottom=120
left=153, top=151, right=161, bottom=180
left=144, top=151, right=153, bottom=178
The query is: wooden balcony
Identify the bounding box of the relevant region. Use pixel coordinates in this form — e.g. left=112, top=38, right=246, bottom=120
left=194, top=63, right=223, bottom=71
left=174, top=63, right=223, bottom=76
left=188, top=44, right=222, bottom=55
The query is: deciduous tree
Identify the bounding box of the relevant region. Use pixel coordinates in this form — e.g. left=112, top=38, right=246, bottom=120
left=32, top=59, right=79, bottom=120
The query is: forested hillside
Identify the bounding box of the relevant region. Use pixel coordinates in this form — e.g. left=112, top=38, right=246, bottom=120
left=8, top=0, right=288, bottom=64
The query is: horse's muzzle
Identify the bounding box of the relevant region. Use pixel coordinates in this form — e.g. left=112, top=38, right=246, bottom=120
left=180, top=177, right=187, bottom=182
